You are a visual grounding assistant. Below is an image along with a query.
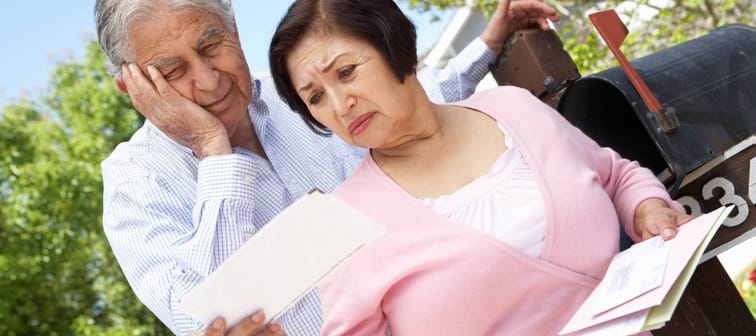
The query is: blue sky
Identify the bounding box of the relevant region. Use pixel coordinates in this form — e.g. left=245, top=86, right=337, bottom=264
left=0, top=1, right=452, bottom=108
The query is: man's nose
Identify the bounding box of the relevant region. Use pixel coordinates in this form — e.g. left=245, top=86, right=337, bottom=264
left=193, top=59, right=220, bottom=91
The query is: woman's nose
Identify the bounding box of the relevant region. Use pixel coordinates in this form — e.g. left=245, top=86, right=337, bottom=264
left=332, top=91, right=356, bottom=117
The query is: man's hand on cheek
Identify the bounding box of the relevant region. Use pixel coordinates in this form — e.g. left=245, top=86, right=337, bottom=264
left=119, top=63, right=231, bottom=159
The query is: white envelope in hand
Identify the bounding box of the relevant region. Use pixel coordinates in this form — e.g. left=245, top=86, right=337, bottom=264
left=178, top=191, right=386, bottom=327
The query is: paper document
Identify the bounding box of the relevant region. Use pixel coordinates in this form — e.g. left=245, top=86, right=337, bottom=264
left=178, top=191, right=387, bottom=327
left=560, top=205, right=732, bottom=335
left=572, top=308, right=650, bottom=336
left=591, top=236, right=670, bottom=315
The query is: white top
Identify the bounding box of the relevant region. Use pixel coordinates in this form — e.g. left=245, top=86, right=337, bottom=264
left=423, top=126, right=547, bottom=258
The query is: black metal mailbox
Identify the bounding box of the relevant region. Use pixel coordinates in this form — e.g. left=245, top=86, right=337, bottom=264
left=555, top=23, right=756, bottom=335
left=557, top=24, right=756, bottom=195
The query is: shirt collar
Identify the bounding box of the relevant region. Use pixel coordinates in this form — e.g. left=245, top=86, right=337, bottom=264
left=248, top=78, right=271, bottom=146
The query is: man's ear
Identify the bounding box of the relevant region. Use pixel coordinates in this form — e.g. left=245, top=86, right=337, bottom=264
left=114, top=76, right=128, bottom=94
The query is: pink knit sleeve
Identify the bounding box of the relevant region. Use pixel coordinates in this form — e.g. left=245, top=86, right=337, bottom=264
left=318, top=267, right=390, bottom=336
left=318, top=186, right=391, bottom=336
left=540, top=101, right=685, bottom=242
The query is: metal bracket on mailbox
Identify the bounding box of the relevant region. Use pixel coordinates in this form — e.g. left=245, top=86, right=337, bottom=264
left=589, top=10, right=679, bottom=133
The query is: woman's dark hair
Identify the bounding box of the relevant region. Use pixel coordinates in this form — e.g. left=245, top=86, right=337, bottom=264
left=269, top=0, right=418, bottom=134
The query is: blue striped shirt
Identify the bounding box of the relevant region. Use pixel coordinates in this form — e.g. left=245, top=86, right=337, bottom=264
left=101, top=38, right=494, bottom=335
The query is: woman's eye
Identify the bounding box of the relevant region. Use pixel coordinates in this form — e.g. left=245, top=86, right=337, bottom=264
left=308, top=92, right=323, bottom=105
left=338, top=65, right=356, bottom=79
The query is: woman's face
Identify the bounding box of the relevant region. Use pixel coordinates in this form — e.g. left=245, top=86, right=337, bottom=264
left=286, top=33, right=422, bottom=149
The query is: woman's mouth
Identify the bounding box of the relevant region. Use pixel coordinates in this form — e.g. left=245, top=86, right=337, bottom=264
left=348, top=112, right=376, bottom=136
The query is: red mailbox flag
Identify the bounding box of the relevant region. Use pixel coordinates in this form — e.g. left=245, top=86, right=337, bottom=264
left=589, top=10, right=678, bottom=133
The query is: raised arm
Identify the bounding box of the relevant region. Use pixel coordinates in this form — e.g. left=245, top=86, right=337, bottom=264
left=417, top=0, right=559, bottom=103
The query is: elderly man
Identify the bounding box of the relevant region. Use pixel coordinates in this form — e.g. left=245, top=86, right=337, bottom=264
left=95, top=0, right=558, bottom=335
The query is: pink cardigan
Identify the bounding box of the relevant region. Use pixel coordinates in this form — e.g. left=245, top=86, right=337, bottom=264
left=320, top=86, right=682, bottom=335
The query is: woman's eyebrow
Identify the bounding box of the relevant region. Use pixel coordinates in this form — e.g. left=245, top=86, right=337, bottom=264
left=297, top=53, right=348, bottom=93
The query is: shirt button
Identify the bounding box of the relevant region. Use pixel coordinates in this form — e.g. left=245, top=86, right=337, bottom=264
left=243, top=175, right=253, bottom=183
left=244, top=233, right=253, bottom=241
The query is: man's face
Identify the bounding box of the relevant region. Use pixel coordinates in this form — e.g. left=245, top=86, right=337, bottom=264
left=128, top=8, right=252, bottom=140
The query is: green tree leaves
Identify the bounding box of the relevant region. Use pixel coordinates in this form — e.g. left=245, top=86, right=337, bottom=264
left=0, top=41, right=166, bottom=335
left=404, top=0, right=754, bottom=74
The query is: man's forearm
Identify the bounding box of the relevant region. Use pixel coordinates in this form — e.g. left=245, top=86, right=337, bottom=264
left=417, top=37, right=496, bottom=103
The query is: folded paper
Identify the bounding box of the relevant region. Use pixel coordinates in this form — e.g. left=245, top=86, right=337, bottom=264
left=560, top=205, right=732, bottom=335
left=178, top=191, right=387, bottom=327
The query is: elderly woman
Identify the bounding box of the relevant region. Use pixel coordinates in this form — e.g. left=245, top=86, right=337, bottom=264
left=269, top=0, right=691, bottom=335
